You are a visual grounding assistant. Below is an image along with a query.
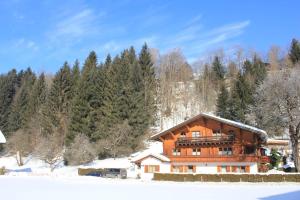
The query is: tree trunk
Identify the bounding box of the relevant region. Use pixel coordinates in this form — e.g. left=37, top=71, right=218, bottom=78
left=290, top=133, right=300, bottom=172
left=16, top=151, right=23, bottom=166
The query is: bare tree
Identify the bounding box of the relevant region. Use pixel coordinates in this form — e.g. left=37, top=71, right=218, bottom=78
left=253, top=68, right=300, bottom=171
left=64, top=134, right=96, bottom=165
left=6, top=130, right=33, bottom=166
left=268, top=45, right=281, bottom=71
left=97, top=120, right=132, bottom=159
left=158, top=49, right=193, bottom=127
left=34, top=132, right=63, bottom=171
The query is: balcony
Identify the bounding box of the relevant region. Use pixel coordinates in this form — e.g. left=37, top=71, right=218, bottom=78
left=175, top=134, right=235, bottom=147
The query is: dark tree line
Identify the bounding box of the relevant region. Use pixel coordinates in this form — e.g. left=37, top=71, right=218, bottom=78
left=0, top=44, right=156, bottom=162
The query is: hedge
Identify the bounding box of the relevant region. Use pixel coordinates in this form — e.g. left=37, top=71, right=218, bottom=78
left=0, top=167, right=6, bottom=175
left=78, top=168, right=105, bottom=176
left=153, top=173, right=300, bottom=182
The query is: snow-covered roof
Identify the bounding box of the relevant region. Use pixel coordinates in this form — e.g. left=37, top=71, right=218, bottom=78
left=131, top=152, right=170, bottom=163
left=0, top=130, right=6, bottom=144
left=151, top=113, right=268, bottom=142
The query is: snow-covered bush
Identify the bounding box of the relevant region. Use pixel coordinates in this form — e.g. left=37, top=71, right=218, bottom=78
left=64, top=134, right=96, bottom=166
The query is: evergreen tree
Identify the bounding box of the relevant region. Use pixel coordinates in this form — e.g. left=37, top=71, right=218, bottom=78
left=41, top=62, right=73, bottom=139
left=67, top=52, right=98, bottom=144
left=139, top=43, right=156, bottom=126
left=251, top=56, right=267, bottom=85
left=229, top=71, right=252, bottom=122
left=7, top=68, right=36, bottom=132
left=0, top=69, right=18, bottom=134
left=32, top=73, right=47, bottom=111
left=212, top=56, right=225, bottom=81
left=93, top=54, right=118, bottom=141
left=216, top=83, right=230, bottom=119
left=71, top=60, right=80, bottom=95
left=289, top=38, right=300, bottom=64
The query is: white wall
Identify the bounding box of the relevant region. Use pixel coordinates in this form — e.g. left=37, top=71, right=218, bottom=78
left=172, top=162, right=258, bottom=174
left=140, top=157, right=171, bottom=180
left=138, top=159, right=258, bottom=180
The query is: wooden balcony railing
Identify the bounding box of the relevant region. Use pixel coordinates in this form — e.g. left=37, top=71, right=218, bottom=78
left=175, top=134, right=235, bottom=147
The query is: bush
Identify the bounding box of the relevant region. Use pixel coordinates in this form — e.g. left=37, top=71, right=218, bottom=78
left=0, top=166, right=6, bottom=175
left=64, top=134, right=96, bottom=166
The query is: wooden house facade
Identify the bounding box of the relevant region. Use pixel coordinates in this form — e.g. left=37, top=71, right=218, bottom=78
left=133, top=113, right=269, bottom=179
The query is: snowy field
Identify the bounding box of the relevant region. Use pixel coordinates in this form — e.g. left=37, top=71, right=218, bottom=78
left=0, top=176, right=300, bottom=200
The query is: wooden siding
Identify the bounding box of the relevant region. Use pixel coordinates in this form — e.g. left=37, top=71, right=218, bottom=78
left=160, top=116, right=265, bottom=164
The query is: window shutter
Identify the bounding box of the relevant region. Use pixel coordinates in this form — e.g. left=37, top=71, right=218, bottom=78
left=155, top=165, right=160, bottom=172
left=179, top=166, right=183, bottom=173
left=232, top=166, right=237, bottom=173
left=226, top=166, right=230, bottom=172
left=193, top=165, right=196, bottom=173
left=246, top=166, right=250, bottom=173
left=144, top=165, right=148, bottom=173
left=217, top=166, right=221, bottom=173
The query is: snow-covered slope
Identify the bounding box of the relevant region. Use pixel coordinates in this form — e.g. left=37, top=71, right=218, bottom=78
left=0, top=141, right=163, bottom=177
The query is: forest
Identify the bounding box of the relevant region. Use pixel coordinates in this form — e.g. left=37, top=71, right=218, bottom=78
left=0, top=39, right=300, bottom=170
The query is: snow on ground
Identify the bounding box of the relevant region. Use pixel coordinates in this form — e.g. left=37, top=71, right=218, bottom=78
left=0, top=176, right=300, bottom=200
left=0, top=141, right=163, bottom=177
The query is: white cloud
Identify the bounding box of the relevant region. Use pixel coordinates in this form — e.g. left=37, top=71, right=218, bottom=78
left=48, top=8, right=105, bottom=44
left=158, top=19, right=251, bottom=61
left=14, top=38, right=39, bottom=51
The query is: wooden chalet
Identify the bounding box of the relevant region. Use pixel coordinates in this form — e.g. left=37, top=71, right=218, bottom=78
left=133, top=113, right=269, bottom=179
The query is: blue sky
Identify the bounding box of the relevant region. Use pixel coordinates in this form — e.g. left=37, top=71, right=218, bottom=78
left=0, top=0, right=299, bottom=73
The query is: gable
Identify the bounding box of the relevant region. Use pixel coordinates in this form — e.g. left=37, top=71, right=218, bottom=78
left=151, top=113, right=267, bottom=143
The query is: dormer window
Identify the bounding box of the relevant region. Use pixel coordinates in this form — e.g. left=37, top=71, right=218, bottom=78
left=180, top=132, right=186, bottom=138
left=213, top=129, right=222, bottom=137
left=192, top=131, right=200, bottom=137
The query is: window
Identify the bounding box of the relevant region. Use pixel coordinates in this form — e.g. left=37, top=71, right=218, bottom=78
left=240, top=166, right=246, bottom=173
left=228, top=130, right=235, bottom=135
left=219, top=147, right=233, bottom=155
left=145, top=165, right=159, bottom=173
left=220, top=166, right=248, bottom=173
left=180, top=132, right=186, bottom=138
left=192, top=131, right=201, bottom=137
left=172, top=149, right=181, bottom=156
left=187, top=165, right=194, bottom=173
left=244, top=145, right=255, bottom=154
left=172, top=165, right=181, bottom=173
left=213, top=129, right=222, bottom=137
left=221, top=166, right=227, bottom=173
left=192, top=148, right=201, bottom=156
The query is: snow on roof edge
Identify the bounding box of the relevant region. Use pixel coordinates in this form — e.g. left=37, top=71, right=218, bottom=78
left=151, top=113, right=267, bottom=142
left=131, top=152, right=170, bottom=163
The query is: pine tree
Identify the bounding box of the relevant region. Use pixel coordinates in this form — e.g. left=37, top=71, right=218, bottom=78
left=41, top=62, right=73, bottom=139
left=0, top=69, right=18, bottom=134
left=7, top=68, right=36, bottom=132
left=139, top=43, right=156, bottom=126
left=251, top=56, right=267, bottom=85
left=67, top=52, right=98, bottom=144
left=289, top=38, right=300, bottom=64
left=71, top=60, right=80, bottom=95
left=216, top=83, right=230, bottom=119
left=212, top=56, right=225, bottom=81
left=229, top=71, right=252, bottom=122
